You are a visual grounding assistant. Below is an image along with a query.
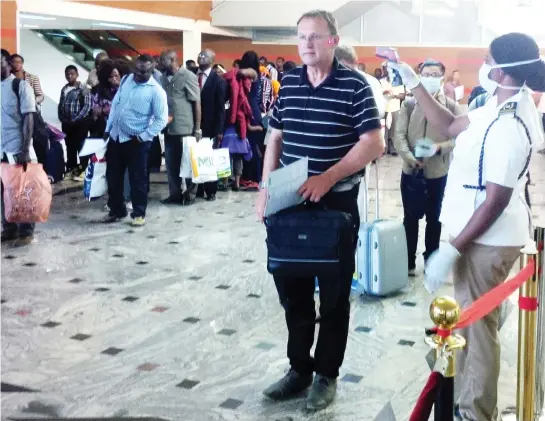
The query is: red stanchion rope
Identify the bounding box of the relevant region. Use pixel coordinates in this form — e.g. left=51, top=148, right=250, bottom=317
left=409, top=371, right=443, bottom=421
left=428, top=260, right=536, bottom=335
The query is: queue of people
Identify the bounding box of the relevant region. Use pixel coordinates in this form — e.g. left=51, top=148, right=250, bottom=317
left=2, top=12, right=545, bottom=420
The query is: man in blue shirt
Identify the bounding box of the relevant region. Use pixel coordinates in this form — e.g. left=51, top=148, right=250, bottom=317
left=103, top=54, right=168, bottom=226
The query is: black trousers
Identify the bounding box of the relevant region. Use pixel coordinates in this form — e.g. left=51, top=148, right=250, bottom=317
left=106, top=138, right=151, bottom=219
left=272, top=185, right=360, bottom=379
left=400, top=171, right=447, bottom=270
left=62, top=121, right=89, bottom=171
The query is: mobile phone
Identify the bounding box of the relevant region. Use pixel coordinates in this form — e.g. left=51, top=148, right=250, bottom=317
left=376, top=47, right=399, bottom=62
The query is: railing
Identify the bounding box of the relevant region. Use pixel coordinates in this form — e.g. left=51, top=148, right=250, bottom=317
left=410, top=226, right=544, bottom=421
left=34, top=30, right=96, bottom=71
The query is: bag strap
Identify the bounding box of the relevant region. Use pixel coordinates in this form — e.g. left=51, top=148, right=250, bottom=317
left=12, top=78, right=22, bottom=108
left=463, top=115, right=532, bottom=191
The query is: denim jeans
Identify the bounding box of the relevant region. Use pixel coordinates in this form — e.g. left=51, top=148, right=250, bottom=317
left=400, top=171, right=447, bottom=270
left=106, top=138, right=151, bottom=219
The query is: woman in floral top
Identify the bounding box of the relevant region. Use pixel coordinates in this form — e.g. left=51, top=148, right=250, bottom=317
left=90, top=59, right=125, bottom=137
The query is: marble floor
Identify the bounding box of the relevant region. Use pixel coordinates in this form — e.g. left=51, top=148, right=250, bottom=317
left=1, top=154, right=544, bottom=421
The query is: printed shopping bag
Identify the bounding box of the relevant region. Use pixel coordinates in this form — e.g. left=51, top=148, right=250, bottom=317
left=180, top=136, right=197, bottom=178
left=0, top=163, right=52, bottom=223
left=83, top=155, right=107, bottom=201
left=213, top=148, right=232, bottom=178
left=190, top=138, right=218, bottom=184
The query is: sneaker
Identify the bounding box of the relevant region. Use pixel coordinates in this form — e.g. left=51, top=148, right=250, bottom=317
left=125, top=202, right=133, bottom=212
left=263, top=368, right=313, bottom=401
left=102, top=214, right=127, bottom=223
left=103, top=204, right=110, bottom=213
left=306, top=375, right=337, bottom=411
left=14, top=235, right=34, bottom=247
left=182, top=198, right=196, bottom=207
left=161, top=196, right=182, bottom=205
left=72, top=168, right=85, bottom=182
left=408, top=268, right=416, bottom=277
left=131, top=216, right=145, bottom=227
left=206, top=195, right=216, bottom=202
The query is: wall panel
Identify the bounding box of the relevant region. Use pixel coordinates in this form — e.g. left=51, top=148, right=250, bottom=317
left=72, top=1, right=212, bottom=21
left=1, top=0, right=17, bottom=53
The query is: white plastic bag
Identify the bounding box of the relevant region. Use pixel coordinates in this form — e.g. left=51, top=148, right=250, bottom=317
left=83, top=158, right=107, bottom=200
left=180, top=136, right=197, bottom=179
left=191, top=138, right=218, bottom=184
left=213, top=148, right=231, bottom=178
left=80, top=137, right=108, bottom=159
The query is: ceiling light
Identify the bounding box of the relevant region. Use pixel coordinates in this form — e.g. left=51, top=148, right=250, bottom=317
left=19, top=13, right=56, bottom=21
left=68, top=33, right=76, bottom=40
left=66, top=54, right=74, bottom=60
left=91, top=22, right=134, bottom=29
left=22, top=24, right=40, bottom=28
left=37, top=33, right=44, bottom=38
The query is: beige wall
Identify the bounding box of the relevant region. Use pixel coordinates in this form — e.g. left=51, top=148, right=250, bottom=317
left=1, top=0, right=17, bottom=53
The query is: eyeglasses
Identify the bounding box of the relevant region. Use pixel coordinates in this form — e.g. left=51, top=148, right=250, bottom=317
left=297, top=33, right=331, bottom=44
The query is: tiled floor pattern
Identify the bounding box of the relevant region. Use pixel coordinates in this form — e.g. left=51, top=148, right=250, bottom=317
left=1, top=154, right=544, bottom=421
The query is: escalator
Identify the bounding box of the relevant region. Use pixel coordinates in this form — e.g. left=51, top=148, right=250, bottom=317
left=33, top=29, right=141, bottom=72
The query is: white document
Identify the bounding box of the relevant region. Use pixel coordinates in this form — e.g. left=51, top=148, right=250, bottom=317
left=80, top=138, right=108, bottom=158
left=264, top=157, right=308, bottom=218
left=455, top=85, right=465, bottom=101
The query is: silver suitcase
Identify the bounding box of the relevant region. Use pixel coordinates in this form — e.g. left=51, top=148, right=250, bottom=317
left=356, top=162, right=408, bottom=296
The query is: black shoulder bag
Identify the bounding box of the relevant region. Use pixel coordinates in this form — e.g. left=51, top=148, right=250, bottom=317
left=265, top=202, right=355, bottom=279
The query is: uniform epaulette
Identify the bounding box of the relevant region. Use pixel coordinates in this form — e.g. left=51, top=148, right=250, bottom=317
left=499, top=101, right=518, bottom=115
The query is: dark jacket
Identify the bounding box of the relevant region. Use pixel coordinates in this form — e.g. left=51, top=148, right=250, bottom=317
left=200, top=70, right=226, bottom=139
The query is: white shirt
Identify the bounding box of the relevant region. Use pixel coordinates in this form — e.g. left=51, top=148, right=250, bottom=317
left=197, top=67, right=212, bottom=89
left=440, top=92, right=534, bottom=247
left=357, top=70, right=386, bottom=119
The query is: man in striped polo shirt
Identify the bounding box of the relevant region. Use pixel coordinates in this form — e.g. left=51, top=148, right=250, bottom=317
left=257, top=10, right=384, bottom=411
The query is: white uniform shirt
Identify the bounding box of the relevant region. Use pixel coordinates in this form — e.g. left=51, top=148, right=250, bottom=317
left=440, top=92, right=533, bottom=247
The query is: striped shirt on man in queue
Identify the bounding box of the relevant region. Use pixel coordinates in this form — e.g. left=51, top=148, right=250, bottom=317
left=269, top=58, right=381, bottom=179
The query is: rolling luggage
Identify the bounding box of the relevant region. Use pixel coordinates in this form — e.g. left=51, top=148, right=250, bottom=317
left=46, top=140, right=66, bottom=184
left=356, top=162, right=408, bottom=296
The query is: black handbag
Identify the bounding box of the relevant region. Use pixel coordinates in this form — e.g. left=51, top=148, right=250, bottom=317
left=265, top=203, right=355, bottom=279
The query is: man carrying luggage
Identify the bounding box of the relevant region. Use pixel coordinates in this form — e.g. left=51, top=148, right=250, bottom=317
left=1, top=50, right=36, bottom=245
left=255, top=10, right=384, bottom=411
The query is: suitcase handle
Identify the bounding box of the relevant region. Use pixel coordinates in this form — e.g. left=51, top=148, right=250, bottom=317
left=362, top=161, right=380, bottom=223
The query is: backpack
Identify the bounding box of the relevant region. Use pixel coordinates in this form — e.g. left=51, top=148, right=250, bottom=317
left=12, top=78, right=49, bottom=164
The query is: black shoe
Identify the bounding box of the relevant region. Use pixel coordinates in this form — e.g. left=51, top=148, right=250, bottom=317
left=263, top=369, right=313, bottom=401
left=206, top=195, right=216, bottom=202
left=161, top=196, right=182, bottom=205
left=306, top=375, right=337, bottom=411
left=1, top=230, right=17, bottom=242
left=102, top=213, right=127, bottom=223
left=14, top=235, right=34, bottom=247
left=182, top=198, right=196, bottom=207
left=232, top=185, right=240, bottom=192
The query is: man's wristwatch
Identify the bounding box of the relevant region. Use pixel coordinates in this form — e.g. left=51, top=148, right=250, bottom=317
left=194, top=129, right=202, bottom=135
left=259, top=180, right=268, bottom=190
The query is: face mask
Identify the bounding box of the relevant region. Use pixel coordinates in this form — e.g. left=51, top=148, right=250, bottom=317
left=420, top=76, right=442, bottom=94
left=478, top=57, right=543, bottom=94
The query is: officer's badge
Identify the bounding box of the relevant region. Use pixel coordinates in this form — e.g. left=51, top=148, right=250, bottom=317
left=499, top=101, right=517, bottom=114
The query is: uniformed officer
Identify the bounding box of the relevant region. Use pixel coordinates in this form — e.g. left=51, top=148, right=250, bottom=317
left=390, top=33, right=545, bottom=421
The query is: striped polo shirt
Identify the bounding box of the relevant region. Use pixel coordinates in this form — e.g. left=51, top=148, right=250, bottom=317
left=269, top=58, right=381, bottom=185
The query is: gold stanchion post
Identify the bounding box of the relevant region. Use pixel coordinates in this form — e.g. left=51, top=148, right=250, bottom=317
left=503, top=238, right=540, bottom=421
left=425, top=296, right=466, bottom=377
left=517, top=243, right=539, bottom=421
